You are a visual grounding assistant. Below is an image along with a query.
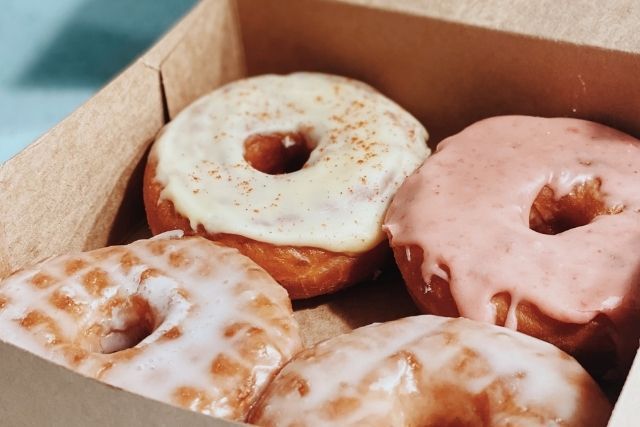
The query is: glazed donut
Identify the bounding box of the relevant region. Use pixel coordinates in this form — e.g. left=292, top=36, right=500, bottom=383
left=0, top=232, right=301, bottom=421
left=144, top=72, right=429, bottom=299
left=384, top=115, right=640, bottom=379
left=248, top=315, right=611, bottom=426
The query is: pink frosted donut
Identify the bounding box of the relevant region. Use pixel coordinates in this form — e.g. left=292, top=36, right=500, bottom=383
left=0, top=233, right=301, bottom=421
left=384, top=115, right=640, bottom=379
left=249, top=315, right=611, bottom=426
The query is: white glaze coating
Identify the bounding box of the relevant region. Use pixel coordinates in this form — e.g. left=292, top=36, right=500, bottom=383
left=151, top=73, right=429, bottom=253
left=250, top=316, right=611, bottom=427
left=0, top=234, right=301, bottom=421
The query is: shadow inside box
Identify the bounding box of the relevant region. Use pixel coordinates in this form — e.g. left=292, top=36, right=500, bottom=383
left=293, top=265, right=420, bottom=347
left=14, top=0, right=196, bottom=88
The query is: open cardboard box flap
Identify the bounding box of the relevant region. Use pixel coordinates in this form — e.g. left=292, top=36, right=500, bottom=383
left=1, top=0, right=639, bottom=425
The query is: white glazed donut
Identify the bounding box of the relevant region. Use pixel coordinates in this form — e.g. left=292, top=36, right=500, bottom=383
left=0, top=233, right=302, bottom=421
left=249, top=315, right=611, bottom=427
left=144, top=72, right=429, bottom=298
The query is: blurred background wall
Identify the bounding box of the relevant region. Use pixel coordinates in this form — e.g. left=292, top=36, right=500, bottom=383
left=0, top=0, right=196, bottom=162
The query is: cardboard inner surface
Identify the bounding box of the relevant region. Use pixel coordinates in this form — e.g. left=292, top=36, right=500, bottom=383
left=1, top=0, right=639, bottom=425
left=0, top=338, right=226, bottom=427
left=0, top=61, right=163, bottom=279
left=237, top=0, right=640, bottom=146
left=143, top=0, right=246, bottom=119
left=292, top=269, right=418, bottom=347
left=331, top=0, right=640, bottom=54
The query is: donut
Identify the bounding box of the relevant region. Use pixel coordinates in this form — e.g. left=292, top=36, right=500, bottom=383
left=143, top=72, right=429, bottom=299
left=384, top=115, right=640, bottom=380
left=248, top=315, right=611, bottom=426
left=0, top=232, right=301, bottom=421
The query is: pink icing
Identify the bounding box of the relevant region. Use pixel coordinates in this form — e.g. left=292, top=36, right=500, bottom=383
left=384, top=116, right=640, bottom=355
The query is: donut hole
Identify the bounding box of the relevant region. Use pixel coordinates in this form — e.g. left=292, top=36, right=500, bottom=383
left=529, top=179, right=622, bottom=235
left=98, top=295, right=156, bottom=354
left=243, top=132, right=314, bottom=174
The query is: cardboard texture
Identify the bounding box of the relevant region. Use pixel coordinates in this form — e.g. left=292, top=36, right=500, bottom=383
left=0, top=61, right=163, bottom=278
left=331, top=0, right=640, bottom=53
left=142, top=0, right=246, bottom=119
left=1, top=0, right=639, bottom=425
left=0, top=340, right=221, bottom=427
left=238, top=0, right=640, bottom=145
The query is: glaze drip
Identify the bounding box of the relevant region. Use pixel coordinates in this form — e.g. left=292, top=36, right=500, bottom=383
left=152, top=73, right=429, bottom=253
left=385, top=116, right=640, bottom=334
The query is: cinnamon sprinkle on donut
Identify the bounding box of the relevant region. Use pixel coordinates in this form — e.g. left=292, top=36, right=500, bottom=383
left=144, top=73, right=429, bottom=298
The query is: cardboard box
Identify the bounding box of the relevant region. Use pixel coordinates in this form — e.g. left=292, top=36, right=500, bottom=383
left=1, top=0, right=639, bottom=425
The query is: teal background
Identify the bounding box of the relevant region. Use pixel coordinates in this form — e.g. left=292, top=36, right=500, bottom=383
left=0, top=0, right=196, bottom=163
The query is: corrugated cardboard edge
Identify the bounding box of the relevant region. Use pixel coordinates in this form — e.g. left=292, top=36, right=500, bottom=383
left=0, top=221, right=9, bottom=280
